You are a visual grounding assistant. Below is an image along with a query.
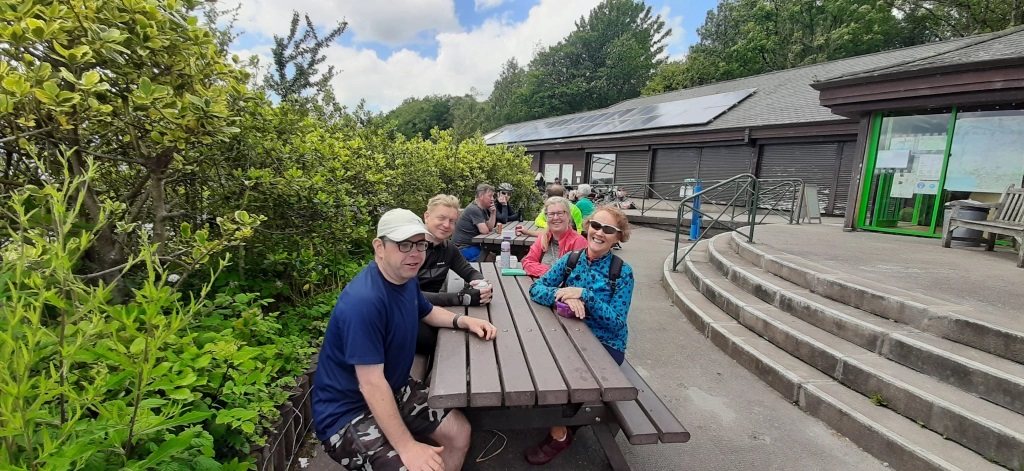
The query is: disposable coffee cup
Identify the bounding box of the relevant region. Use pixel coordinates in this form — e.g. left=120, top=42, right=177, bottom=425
left=470, top=280, right=489, bottom=290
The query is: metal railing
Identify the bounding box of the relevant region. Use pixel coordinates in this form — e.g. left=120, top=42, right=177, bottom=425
left=672, top=174, right=759, bottom=271
left=590, top=178, right=804, bottom=223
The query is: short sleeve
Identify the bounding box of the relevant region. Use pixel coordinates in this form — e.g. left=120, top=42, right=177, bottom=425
left=338, top=297, right=386, bottom=365
left=470, top=205, right=488, bottom=225
left=417, top=289, right=433, bottom=319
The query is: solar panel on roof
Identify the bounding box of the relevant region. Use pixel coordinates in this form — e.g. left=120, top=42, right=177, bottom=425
left=485, top=88, right=756, bottom=145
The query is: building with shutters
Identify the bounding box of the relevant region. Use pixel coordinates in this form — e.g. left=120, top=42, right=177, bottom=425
left=484, top=27, right=1024, bottom=236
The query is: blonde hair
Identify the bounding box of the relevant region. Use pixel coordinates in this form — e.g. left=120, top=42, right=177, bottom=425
left=539, top=196, right=573, bottom=252
left=589, top=205, right=631, bottom=242
left=427, top=194, right=460, bottom=212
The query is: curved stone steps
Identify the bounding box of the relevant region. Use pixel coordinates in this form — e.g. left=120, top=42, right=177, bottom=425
left=707, top=233, right=1024, bottom=417
left=662, top=253, right=1002, bottom=471
left=730, top=232, right=1024, bottom=365
left=685, top=250, right=1024, bottom=469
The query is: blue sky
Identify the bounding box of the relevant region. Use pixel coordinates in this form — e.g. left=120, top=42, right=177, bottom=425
left=228, top=0, right=718, bottom=111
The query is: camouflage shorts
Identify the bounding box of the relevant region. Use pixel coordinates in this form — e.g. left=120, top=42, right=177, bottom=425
left=323, top=377, right=448, bottom=471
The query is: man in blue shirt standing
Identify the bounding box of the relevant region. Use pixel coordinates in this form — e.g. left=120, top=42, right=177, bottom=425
left=313, top=208, right=497, bottom=471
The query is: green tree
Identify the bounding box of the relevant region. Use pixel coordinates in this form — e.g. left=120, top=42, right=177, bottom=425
left=508, top=0, right=670, bottom=121
left=663, top=0, right=908, bottom=91
left=385, top=94, right=457, bottom=139
left=265, top=11, right=348, bottom=102
left=886, top=0, right=1024, bottom=41
left=642, top=59, right=687, bottom=95
left=488, top=57, right=529, bottom=126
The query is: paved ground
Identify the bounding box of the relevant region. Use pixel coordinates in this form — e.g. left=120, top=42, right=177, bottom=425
left=298, top=225, right=887, bottom=471
left=752, top=221, right=1023, bottom=315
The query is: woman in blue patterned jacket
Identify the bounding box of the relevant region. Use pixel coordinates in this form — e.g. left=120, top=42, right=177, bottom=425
left=524, top=205, right=634, bottom=466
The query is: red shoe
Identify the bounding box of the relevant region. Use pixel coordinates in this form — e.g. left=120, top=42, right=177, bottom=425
left=524, top=429, right=573, bottom=465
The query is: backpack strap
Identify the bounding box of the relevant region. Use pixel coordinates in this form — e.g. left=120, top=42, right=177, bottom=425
left=562, top=249, right=623, bottom=294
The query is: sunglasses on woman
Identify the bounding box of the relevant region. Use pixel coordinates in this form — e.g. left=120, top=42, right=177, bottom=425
left=588, top=220, right=622, bottom=235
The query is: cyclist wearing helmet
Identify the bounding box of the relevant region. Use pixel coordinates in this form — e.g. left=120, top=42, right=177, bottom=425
left=495, top=183, right=521, bottom=224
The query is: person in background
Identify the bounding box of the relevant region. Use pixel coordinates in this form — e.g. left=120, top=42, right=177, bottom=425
left=417, top=194, right=493, bottom=355
left=535, top=172, right=546, bottom=192
left=521, top=197, right=588, bottom=278
left=313, top=208, right=497, bottom=471
left=494, top=183, right=520, bottom=224
left=573, top=184, right=595, bottom=221
left=521, top=185, right=583, bottom=237
left=524, top=206, right=634, bottom=465
left=452, top=183, right=496, bottom=262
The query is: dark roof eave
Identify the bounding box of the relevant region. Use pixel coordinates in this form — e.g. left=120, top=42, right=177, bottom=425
left=812, top=56, right=1024, bottom=90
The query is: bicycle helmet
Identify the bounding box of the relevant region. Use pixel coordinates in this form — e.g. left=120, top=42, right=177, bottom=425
left=498, top=183, right=514, bottom=192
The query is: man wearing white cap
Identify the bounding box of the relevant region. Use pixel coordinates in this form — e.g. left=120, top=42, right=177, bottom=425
left=313, top=208, right=497, bottom=471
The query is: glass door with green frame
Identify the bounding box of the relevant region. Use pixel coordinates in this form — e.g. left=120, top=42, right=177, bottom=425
left=859, top=110, right=952, bottom=236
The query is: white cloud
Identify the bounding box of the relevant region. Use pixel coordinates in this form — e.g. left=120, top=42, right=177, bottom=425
left=475, top=0, right=508, bottom=12
left=229, top=0, right=697, bottom=112
left=315, top=0, right=603, bottom=111
left=657, top=6, right=688, bottom=60
left=233, top=0, right=461, bottom=46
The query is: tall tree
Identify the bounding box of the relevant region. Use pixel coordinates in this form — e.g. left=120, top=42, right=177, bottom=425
left=507, top=0, right=670, bottom=121
left=488, top=58, right=529, bottom=126
left=886, top=0, right=1024, bottom=41
left=265, top=11, right=347, bottom=102
left=659, top=0, right=909, bottom=91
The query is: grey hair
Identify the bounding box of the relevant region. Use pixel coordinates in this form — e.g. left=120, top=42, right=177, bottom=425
left=476, top=183, right=494, bottom=196
left=543, top=196, right=572, bottom=215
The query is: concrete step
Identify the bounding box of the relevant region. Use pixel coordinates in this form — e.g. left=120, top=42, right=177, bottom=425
left=707, top=233, right=1024, bottom=416
left=730, top=231, right=1024, bottom=366
left=662, top=258, right=1002, bottom=471
left=683, top=243, right=1024, bottom=470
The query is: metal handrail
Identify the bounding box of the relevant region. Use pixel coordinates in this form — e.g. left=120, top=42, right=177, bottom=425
left=672, top=174, right=758, bottom=271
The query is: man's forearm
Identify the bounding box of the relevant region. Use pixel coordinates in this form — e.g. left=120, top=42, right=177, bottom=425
left=422, top=305, right=460, bottom=329
left=360, top=374, right=415, bottom=452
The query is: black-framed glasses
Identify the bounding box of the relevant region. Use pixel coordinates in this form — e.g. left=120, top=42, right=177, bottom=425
left=499, top=191, right=511, bottom=196
left=589, top=220, right=622, bottom=235
left=545, top=210, right=568, bottom=219
left=382, top=237, right=430, bottom=253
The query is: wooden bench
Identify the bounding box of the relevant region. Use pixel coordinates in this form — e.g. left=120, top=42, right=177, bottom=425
left=942, top=185, right=1024, bottom=267
left=609, top=360, right=691, bottom=445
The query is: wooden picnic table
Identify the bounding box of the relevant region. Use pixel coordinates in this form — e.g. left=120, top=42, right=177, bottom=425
left=427, top=262, right=644, bottom=470
left=471, top=221, right=538, bottom=259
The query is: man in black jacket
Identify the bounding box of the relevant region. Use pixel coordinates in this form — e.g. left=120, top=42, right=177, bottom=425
left=494, top=182, right=521, bottom=224
left=417, top=194, right=493, bottom=355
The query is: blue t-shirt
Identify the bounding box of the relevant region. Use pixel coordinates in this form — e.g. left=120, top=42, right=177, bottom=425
left=312, top=261, right=433, bottom=441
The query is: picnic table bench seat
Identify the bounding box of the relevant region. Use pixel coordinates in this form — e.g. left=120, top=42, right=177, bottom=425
left=942, top=184, right=1024, bottom=267
left=609, top=360, right=691, bottom=445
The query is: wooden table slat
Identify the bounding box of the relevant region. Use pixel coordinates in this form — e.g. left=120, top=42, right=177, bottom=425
left=516, top=277, right=602, bottom=403
left=476, top=264, right=536, bottom=406
left=545, top=290, right=638, bottom=402
left=493, top=265, right=569, bottom=405
left=620, top=361, right=690, bottom=443
left=428, top=306, right=468, bottom=408
left=467, top=302, right=503, bottom=407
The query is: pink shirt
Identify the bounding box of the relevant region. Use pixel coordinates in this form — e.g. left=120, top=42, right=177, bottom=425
left=522, top=229, right=589, bottom=278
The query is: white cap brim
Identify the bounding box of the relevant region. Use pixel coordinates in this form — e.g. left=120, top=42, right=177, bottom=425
left=380, top=224, right=431, bottom=241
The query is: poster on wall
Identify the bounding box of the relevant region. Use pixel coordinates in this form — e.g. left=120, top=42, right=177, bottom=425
left=890, top=170, right=916, bottom=198
left=946, top=115, right=1024, bottom=193
left=917, top=135, right=947, bottom=151
left=561, top=164, right=574, bottom=184
left=877, top=149, right=911, bottom=169
left=544, top=164, right=560, bottom=183
left=915, top=153, right=944, bottom=180
left=888, top=136, right=917, bottom=151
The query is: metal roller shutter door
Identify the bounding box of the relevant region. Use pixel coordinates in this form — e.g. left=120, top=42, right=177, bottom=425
left=758, top=143, right=839, bottom=215
left=698, top=146, right=752, bottom=204
left=831, top=142, right=857, bottom=215
left=614, top=151, right=650, bottom=197
left=651, top=148, right=700, bottom=200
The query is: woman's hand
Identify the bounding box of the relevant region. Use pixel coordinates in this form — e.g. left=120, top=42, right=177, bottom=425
left=555, top=287, right=584, bottom=301
left=565, top=298, right=586, bottom=319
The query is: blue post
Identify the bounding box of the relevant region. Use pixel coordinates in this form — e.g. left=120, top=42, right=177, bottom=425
left=689, top=180, right=702, bottom=241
